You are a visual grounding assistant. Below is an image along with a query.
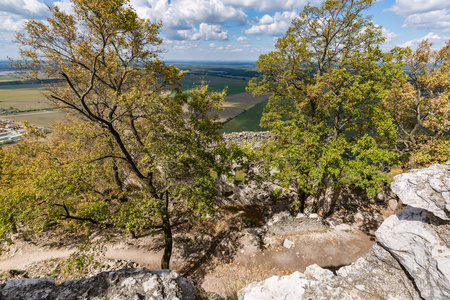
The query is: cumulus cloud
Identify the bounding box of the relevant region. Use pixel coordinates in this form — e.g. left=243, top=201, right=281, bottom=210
left=0, top=0, right=48, bottom=18
left=385, top=0, right=449, bottom=16
left=172, top=40, right=199, bottom=50
left=51, top=0, right=75, bottom=15
left=401, top=9, right=450, bottom=31
left=209, top=43, right=243, bottom=52
left=176, top=23, right=228, bottom=41
left=382, top=28, right=400, bottom=43
left=0, top=15, right=23, bottom=32
left=130, top=0, right=246, bottom=30
left=236, top=36, right=250, bottom=43
left=245, top=10, right=297, bottom=36
left=221, top=0, right=316, bottom=12
left=400, top=32, right=447, bottom=48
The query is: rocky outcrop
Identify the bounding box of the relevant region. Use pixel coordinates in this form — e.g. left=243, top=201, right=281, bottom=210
left=0, top=268, right=197, bottom=300
left=391, top=163, right=450, bottom=220
left=239, top=163, right=450, bottom=300
left=223, top=131, right=271, bottom=148
left=239, top=243, right=421, bottom=300
left=376, top=206, right=450, bottom=299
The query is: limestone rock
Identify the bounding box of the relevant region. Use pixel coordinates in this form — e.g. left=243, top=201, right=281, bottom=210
left=240, top=163, right=450, bottom=300
left=264, top=211, right=328, bottom=236
left=238, top=264, right=352, bottom=300
left=223, top=131, right=271, bottom=148
left=376, top=206, right=450, bottom=299
left=391, top=163, right=450, bottom=220
left=282, top=238, right=294, bottom=249
left=0, top=278, right=55, bottom=300
left=0, top=268, right=196, bottom=300
left=238, top=243, right=420, bottom=300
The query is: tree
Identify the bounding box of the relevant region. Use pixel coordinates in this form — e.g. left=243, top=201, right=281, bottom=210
left=7, top=0, right=229, bottom=269
left=247, top=0, right=402, bottom=214
left=382, top=40, right=450, bottom=167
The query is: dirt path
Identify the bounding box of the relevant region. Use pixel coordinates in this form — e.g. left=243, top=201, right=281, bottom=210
left=200, top=228, right=374, bottom=297
left=0, top=247, right=74, bottom=271
left=0, top=221, right=375, bottom=298
left=0, top=241, right=164, bottom=273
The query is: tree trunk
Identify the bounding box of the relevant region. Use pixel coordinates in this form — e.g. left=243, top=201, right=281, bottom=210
left=297, top=189, right=308, bottom=213
left=160, top=213, right=173, bottom=269
left=160, top=192, right=173, bottom=269
left=10, top=217, right=18, bottom=234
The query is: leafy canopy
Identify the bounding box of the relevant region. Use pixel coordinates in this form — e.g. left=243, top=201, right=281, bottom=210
left=248, top=0, right=403, bottom=212
left=383, top=40, right=450, bottom=167
left=6, top=0, right=231, bottom=269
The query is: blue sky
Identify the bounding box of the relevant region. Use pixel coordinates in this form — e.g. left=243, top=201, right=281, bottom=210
left=1, top=0, right=450, bottom=61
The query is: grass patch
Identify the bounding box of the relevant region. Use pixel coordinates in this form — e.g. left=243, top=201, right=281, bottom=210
left=234, top=170, right=247, bottom=182
left=2, top=110, right=66, bottom=128
left=181, top=74, right=249, bottom=96
left=0, top=76, right=24, bottom=82
left=222, top=98, right=268, bottom=133
left=215, top=93, right=268, bottom=123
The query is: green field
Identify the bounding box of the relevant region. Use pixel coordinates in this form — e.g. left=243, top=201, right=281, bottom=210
left=0, top=84, right=51, bottom=113
left=222, top=99, right=268, bottom=133
left=181, top=74, right=249, bottom=96
left=0, top=63, right=267, bottom=132
left=216, top=93, right=268, bottom=122
left=0, top=76, right=25, bottom=82
left=1, top=110, right=66, bottom=128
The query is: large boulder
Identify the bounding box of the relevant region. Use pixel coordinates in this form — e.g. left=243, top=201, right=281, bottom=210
left=0, top=268, right=197, bottom=300
left=239, top=163, right=450, bottom=300
left=376, top=206, right=450, bottom=299
left=391, top=163, right=450, bottom=220
left=238, top=243, right=421, bottom=300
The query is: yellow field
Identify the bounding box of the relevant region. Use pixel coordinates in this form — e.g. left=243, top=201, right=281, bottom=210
left=0, top=84, right=51, bottom=111
left=215, top=92, right=268, bottom=122
left=2, top=110, right=66, bottom=128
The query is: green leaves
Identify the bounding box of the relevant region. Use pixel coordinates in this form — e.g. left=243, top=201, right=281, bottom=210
left=248, top=0, right=402, bottom=213
left=6, top=0, right=231, bottom=268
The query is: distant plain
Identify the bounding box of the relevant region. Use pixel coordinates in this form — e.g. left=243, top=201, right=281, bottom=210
left=0, top=62, right=268, bottom=132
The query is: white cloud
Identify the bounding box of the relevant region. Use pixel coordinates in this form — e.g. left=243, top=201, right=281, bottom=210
left=0, top=15, right=23, bottom=32
left=0, top=0, right=48, bottom=18
left=171, top=40, right=199, bottom=50
left=221, top=0, right=315, bottom=12
left=382, top=28, right=400, bottom=43
left=237, top=36, right=250, bottom=43
left=52, top=0, right=75, bottom=15
left=177, top=23, right=228, bottom=41
left=193, top=23, right=228, bottom=40
left=401, top=9, right=450, bottom=31
left=130, top=0, right=246, bottom=30
left=385, top=0, right=449, bottom=16
left=220, top=44, right=243, bottom=52
left=245, top=11, right=297, bottom=36
left=399, top=32, right=447, bottom=48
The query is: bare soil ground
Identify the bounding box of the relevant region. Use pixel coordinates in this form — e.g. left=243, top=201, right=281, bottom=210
left=0, top=209, right=377, bottom=299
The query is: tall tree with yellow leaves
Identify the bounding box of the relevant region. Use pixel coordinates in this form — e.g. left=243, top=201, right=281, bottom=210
left=383, top=40, right=450, bottom=167
left=6, top=0, right=230, bottom=269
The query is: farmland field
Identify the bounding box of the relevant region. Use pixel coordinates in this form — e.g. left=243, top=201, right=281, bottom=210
left=1, top=110, right=66, bottom=128
left=0, top=61, right=268, bottom=131
left=0, top=84, right=50, bottom=110
left=215, top=92, right=268, bottom=123
left=222, top=99, right=268, bottom=133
